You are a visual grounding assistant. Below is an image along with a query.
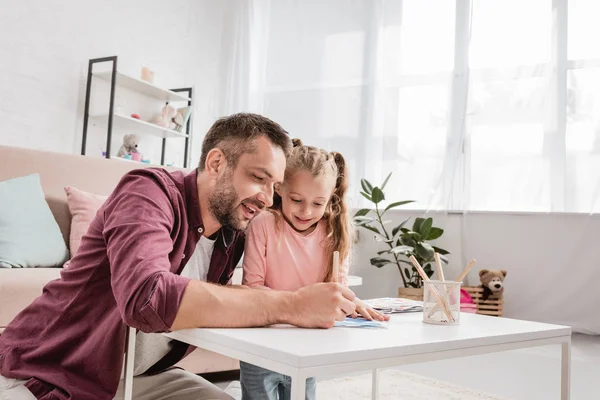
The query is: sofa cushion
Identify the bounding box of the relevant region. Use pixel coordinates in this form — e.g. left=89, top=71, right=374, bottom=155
left=0, top=174, right=69, bottom=268
left=0, top=268, right=63, bottom=328
left=64, top=186, right=108, bottom=260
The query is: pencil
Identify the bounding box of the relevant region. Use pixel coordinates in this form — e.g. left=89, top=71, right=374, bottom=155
left=409, top=255, right=455, bottom=322
left=332, top=251, right=340, bottom=283
left=434, top=252, right=445, bottom=282
left=455, top=259, right=477, bottom=283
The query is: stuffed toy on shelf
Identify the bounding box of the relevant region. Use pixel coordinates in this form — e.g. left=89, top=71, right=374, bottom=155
left=116, top=133, right=140, bottom=158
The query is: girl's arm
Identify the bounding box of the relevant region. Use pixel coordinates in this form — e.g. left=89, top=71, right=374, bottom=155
left=341, top=255, right=389, bottom=322
left=242, top=216, right=270, bottom=290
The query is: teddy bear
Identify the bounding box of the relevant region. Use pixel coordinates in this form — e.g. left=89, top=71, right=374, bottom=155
left=479, top=269, right=507, bottom=301
left=116, top=133, right=140, bottom=157
left=151, top=104, right=178, bottom=130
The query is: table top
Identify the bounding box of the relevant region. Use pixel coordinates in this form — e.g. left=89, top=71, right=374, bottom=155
left=166, top=313, right=571, bottom=368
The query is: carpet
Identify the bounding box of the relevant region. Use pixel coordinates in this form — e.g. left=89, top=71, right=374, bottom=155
left=225, top=369, right=509, bottom=399
left=316, top=369, right=509, bottom=400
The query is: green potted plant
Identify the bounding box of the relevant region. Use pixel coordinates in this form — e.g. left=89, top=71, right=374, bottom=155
left=353, top=172, right=450, bottom=300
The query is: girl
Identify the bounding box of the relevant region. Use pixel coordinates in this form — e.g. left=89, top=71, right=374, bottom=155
left=240, top=139, right=388, bottom=400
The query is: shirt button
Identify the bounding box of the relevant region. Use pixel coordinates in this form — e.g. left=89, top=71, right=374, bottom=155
left=197, top=227, right=204, bottom=234
left=182, top=254, right=185, bottom=258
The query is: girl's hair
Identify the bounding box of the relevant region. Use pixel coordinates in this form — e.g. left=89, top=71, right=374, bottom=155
left=272, top=138, right=354, bottom=283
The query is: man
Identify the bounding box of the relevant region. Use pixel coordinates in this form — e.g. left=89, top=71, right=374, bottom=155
left=0, top=113, right=357, bottom=399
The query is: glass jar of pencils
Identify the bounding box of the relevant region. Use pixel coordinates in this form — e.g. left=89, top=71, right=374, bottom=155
left=423, top=280, right=462, bottom=325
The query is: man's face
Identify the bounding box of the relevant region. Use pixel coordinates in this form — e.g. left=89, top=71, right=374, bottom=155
left=208, top=136, right=286, bottom=231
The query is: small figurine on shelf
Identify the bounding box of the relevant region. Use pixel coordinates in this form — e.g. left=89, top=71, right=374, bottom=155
left=141, top=67, right=155, bottom=84
left=116, top=134, right=140, bottom=158
left=173, top=106, right=192, bottom=132
left=150, top=105, right=178, bottom=130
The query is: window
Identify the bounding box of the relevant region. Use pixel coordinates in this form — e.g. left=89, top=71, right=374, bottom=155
left=244, top=0, right=596, bottom=213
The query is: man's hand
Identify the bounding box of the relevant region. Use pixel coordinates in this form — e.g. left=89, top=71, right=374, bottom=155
left=286, top=283, right=357, bottom=328
left=172, top=281, right=356, bottom=331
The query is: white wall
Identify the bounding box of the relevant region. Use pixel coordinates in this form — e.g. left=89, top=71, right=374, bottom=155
left=351, top=209, right=600, bottom=334
left=0, top=0, right=232, bottom=166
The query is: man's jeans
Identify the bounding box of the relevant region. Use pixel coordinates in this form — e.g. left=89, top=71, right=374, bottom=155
left=240, top=361, right=316, bottom=400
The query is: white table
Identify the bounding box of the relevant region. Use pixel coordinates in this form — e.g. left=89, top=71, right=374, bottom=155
left=163, top=313, right=571, bottom=399
left=121, top=277, right=364, bottom=399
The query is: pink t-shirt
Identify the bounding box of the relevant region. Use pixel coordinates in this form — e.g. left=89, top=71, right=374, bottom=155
left=242, top=211, right=349, bottom=291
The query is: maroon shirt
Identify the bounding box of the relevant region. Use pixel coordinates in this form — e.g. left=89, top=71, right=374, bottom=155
left=0, top=168, right=244, bottom=399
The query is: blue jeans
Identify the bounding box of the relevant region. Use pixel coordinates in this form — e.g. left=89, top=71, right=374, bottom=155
left=240, top=361, right=316, bottom=400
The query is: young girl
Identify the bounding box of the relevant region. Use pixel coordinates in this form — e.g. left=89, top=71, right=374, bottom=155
left=240, top=139, right=388, bottom=400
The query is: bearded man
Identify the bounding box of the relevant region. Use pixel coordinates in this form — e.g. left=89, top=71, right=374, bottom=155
left=0, top=113, right=356, bottom=400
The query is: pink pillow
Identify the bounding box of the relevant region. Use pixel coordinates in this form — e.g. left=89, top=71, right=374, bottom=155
left=64, top=186, right=108, bottom=263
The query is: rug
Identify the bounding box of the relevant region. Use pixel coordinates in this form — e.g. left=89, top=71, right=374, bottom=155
left=316, top=369, right=509, bottom=400
left=225, top=369, right=509, bottom=399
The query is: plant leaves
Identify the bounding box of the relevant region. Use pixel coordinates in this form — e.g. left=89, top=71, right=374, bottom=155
left=353, top=216, right=376, bottom=222
left=404, top=267, right=411, bottom=280
left=419, top=217, right=433, bottom=239
left=389, top=245, right=414, bottom=254
left=416, top=243, right=434, bottom=261
left=371, top=187, right=385, bottom=204
left=426, top=227, right=444, bottom=240
left=432, top=246, right=450, bottom=255
left=380, top=172, right=393, bottom=190
left=361, top=179, right=374, bottom=194
left=391, top=217, right=411, bottom=243
left=400, top=236, right=416, bottom=248
left=360, top=191, right=372, bottom=202
left=413, top=217, right=425, bottom=233
left=403, top=231, right=422, bottom=242
left=359, top=224, right=381, bottom=235
left=354, top=208, right=371, bottom=218
left=377, top=249, right=391, bottom=255
left=439, top=254, right=449, bottom=264
left=371, top=230, right=391, bottom=243
left=384, top=200, right=415, bottom=213
left=370, top=257, right=392, bottom=268
left=355, top=219, right=376, bottom=227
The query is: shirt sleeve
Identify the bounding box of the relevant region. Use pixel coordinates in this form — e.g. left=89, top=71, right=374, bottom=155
left=102, top=170, right=191, bottom=333
left=242, top=215, right=270, bottom=289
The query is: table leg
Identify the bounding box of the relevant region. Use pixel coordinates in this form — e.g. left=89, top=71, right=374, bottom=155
left=123, top=326, right=136, bottom=400
left=291, top=373, right=306, bottom=400
left=561, top=339, right=571, bottom=400
left=372, top=368, right=380, bottom=399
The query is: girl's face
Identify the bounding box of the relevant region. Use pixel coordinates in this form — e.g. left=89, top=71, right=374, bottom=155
left=278, top=170, right=337, bottom=234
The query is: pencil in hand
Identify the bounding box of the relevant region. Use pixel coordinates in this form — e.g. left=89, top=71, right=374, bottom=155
left=332, top=251, right=340, bottom=283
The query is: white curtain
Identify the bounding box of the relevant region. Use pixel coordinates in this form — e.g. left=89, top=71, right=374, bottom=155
left=216, top=0, right=600, bottom=333
left=221, top=0, right=600, bottom=215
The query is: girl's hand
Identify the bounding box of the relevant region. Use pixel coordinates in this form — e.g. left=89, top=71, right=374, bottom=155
left=350, top=298, right=390, bottom=321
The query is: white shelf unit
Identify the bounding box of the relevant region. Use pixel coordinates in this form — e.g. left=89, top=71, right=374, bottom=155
left=93, top=71, right=191, bottom=103
left=91, top=113, right=188, bottom=139
left=81, top=55, right=192, bottom=167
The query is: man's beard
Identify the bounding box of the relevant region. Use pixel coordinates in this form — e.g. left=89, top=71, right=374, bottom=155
left=208, top=170, right=245, bottom=231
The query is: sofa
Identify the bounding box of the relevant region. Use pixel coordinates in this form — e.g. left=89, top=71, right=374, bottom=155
left=0, top=145, right=239, bottom=374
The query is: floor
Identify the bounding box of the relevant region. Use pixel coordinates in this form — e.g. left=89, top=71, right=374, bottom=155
left=210, top=333, right=599, bottom=399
